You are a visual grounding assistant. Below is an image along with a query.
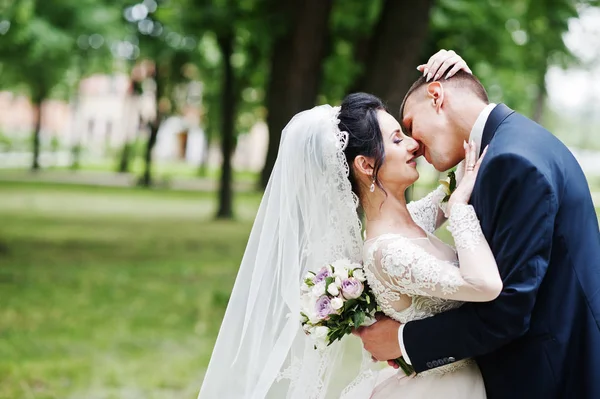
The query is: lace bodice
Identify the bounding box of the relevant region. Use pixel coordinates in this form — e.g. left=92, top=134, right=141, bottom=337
left=364, top=189, right=488, bottom=376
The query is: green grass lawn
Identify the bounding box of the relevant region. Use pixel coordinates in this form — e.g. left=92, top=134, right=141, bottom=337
left=0, top=177, right=597, bottom=399
left=0, top=181, right=261, bottom=399
left=50, top=158, right=260, bottom=183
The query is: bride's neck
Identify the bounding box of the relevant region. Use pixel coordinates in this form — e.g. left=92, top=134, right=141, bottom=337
left=363, top=193, right=414, bottom=239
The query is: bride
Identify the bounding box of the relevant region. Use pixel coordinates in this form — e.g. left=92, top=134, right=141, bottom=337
left=198, top=53, right=501, bottom=398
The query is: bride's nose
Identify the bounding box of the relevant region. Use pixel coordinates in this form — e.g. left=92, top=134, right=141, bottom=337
left=406, top=137, right=420, bottom=153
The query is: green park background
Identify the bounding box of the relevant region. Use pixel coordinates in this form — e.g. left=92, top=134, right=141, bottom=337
left=1, top=0, right=600, bottom=398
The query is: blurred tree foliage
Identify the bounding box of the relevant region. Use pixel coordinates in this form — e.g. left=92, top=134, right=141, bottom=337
left=0, top=0, right=125, bottom=170
left=1, top=0, right=599, bottom=217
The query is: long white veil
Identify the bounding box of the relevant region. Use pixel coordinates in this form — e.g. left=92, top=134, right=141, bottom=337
left=198, top=105, right=368, bottom=398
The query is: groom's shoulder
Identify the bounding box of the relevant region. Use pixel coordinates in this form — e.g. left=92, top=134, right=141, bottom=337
left=490, top=111, right=582, bottom=187
left=495, top=111, right=567, bottom=158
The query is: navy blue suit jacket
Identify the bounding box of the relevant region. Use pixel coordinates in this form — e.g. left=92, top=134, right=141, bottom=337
left=403, top=104, right=600, bottom=398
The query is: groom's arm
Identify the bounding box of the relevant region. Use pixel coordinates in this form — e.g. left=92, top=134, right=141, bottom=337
left=403, top=153, right=558, bottom=373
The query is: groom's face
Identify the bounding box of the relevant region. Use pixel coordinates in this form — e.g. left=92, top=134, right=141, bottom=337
left=401, top=87, right=464, bottom=171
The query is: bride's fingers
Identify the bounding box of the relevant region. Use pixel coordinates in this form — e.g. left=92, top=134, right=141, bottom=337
left=444, top=60, right=472, bottom=79
left=470, top=141, right=477, bottom=171
left=473, top=146, right=489, bottom=173
left=423, top=49, right=450, bottom=80
left=431, top=54, right=463, bottom=81
left=426, top=51, right=456, bottom=81
left=463, top=140, right=472, bottom=168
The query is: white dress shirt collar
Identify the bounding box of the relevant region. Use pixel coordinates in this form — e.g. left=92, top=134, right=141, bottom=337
left=469, top=103, right=496, bottom=156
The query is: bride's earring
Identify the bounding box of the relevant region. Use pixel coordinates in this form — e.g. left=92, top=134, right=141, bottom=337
left=369, top=178, right=376, bottom=193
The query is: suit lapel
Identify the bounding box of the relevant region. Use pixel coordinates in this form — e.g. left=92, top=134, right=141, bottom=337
left=471, top=104, right=515, bottom=220
left=481, top=103, right=515, bottom=150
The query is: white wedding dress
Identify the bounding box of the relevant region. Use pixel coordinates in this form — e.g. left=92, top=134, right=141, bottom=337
left=342, top=186, right=486, bottom=398
left=198, top=106, right=489, bottom=399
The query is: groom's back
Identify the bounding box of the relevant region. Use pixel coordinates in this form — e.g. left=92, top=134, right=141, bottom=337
left=480, top=111, right=600, bottom=398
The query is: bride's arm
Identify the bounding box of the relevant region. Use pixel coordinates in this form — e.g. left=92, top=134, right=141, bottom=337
left=373, top=142, right=501, bottom=303
left=373, top=213, right=502, bottom=302
left=407, top=185, right=447, bottom=233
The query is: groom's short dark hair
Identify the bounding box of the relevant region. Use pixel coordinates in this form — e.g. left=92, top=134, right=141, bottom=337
left=399, top=71, right=489, bottom=119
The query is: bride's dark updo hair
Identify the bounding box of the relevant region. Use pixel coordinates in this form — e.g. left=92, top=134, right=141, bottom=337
left=337, top=92, right=387, bottom=197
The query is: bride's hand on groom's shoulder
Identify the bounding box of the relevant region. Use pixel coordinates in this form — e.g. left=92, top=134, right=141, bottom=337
left=417, top=49, right=473, bottom=82
left=353, top=313, right=403, bottom=362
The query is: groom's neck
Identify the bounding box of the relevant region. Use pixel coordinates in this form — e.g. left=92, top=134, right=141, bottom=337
left=452, top=98, right=488, bottom=142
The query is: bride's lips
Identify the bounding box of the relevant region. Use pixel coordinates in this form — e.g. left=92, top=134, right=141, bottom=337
left=407, top=157, right=417, bottom=167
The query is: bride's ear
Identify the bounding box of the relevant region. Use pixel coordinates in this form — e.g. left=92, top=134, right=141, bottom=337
left=353, top=155, right=375, bottom=179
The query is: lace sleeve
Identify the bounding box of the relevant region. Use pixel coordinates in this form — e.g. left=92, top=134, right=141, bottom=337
left=371, top=237, right=464, bottom=298
left=446, top=203, right=483, bottom=251
left=367, top=231, right=502, bottom=303
left=407, top=185, right=447, bottom=233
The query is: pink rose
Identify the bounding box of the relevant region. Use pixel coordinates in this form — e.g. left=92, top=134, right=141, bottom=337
left=315, top=295, right=334, bottom=319
left=341, top=278, right=364, bottom=299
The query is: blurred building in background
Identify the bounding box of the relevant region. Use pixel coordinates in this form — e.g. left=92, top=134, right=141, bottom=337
left=0, top=74, right=268, bottom=172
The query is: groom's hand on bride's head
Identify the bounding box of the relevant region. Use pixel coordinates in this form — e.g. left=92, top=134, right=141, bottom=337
left=354, top=315, right=403, bottom=361
left=417, top=49, right=473, bottom=82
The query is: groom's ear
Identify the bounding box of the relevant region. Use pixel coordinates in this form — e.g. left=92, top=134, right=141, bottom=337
left=353, top=155, right=374, bottom=178
left=426, top=82, right=445, bottom=112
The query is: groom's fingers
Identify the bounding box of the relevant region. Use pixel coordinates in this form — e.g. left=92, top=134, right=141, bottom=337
left=352, top=327, right=364, bottom=336
left=388, top=360, right=400, bottom=369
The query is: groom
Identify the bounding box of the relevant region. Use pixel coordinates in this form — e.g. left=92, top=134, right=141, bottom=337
left=357, top=67, right=600, bottom=398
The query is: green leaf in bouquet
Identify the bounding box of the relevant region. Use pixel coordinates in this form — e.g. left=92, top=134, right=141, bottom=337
left=300, top=312, right=309, bottom=322
left=325, top=276, right=335, bottom=288
left=353, top=311, right=365, bottom=328
left=344, top=299, right=358, bottom=311
left=448, top=170, right=457, bottom=192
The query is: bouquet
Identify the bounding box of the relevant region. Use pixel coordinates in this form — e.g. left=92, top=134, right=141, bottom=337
left=300, top=259, right=414, bottom=376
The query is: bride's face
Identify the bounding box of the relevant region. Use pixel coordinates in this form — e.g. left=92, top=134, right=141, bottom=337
left=375, top=110, right=420, bottom=191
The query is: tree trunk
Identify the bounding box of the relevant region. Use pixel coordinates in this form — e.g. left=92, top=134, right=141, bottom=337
left=259, top=0, right=333, bottom=188
left=31, top=93, right=45, bottom=171
left=350, top=0, right=434, bottom=115
left=117, top=141, right=132, bottom=173
left=216, top=29, right=236, bottom=219
left=70, top=142, right=82, bottom=171
left=197, top=129, right=210, bottom=177
left=140, top=70, right=165, bottom=187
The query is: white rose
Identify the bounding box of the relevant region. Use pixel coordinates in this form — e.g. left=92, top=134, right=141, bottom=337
left=312, top=282, right=326, bottom=297
left=314, top=326, right=329, bottom=340
left=335, top=276, right=342, bottom=288
left=331, top=297, right=344, bottom=310
left=353, top=269, right=366, bottom=282
left=313, top=326, right=330, bottom=350
left=304, top=271, right=315, bottom=281
left=301, top=282, right=311, bottom=292
left=307, top=312, right=321, bottom=324
left=333, top=266, right=349, bottom=280
left=327, top=284, right=339, bottom=296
